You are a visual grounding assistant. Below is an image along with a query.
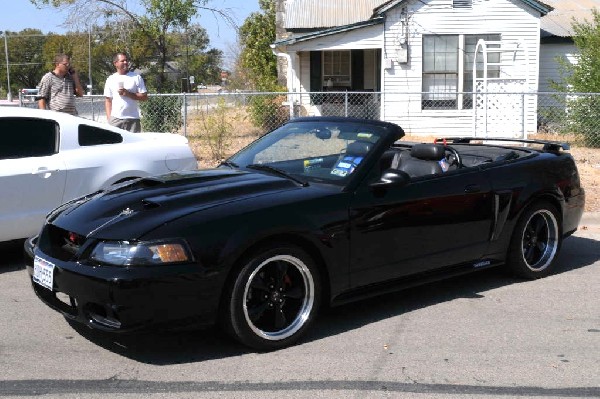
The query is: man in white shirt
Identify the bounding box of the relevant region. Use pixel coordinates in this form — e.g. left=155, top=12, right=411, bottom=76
left=104, top=52, right=148, bottom=132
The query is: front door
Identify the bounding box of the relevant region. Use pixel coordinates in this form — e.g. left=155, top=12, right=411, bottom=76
left=0, top=117, right=66, bottom=241
left=348, top=168, right=493, bottom=287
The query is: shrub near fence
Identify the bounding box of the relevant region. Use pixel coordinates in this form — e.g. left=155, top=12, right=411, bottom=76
left=140, top=95, right=183, bottom=133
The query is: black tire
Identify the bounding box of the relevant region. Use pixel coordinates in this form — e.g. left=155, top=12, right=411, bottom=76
left=222, top=244, right=321, bottom=351
left=506, top=201, right=562, bottom=279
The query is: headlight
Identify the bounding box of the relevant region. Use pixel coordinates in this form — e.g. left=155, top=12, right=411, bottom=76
left=89, top=239, right=192, bottom=266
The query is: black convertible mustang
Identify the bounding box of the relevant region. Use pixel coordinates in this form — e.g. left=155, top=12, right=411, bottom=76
left=25, top=117, right=585, bottom=350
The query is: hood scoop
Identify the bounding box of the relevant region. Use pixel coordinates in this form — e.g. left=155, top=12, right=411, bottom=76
left=141, top=199, right=160, bottom=210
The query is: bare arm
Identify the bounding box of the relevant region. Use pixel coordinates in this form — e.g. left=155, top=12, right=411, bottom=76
left=70, top=70, right=84, bottom=97
left=105, top=97, right=112, bottom=120
left=38, top=98, right=47, bottom=110
left=136, top=91, right=149, bottom=101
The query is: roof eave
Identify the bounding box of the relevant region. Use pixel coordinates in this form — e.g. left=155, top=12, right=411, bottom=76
left=273, top=17, right=384, bottom=47
left=374, top=0, right=553, bottom=16
left=521, top=0, right=553, bottom=16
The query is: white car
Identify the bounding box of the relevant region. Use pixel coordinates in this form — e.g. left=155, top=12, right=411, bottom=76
left=0, top=107, right=198, bottom=242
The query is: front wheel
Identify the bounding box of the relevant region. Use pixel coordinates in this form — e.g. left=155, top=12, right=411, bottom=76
left=222, top=244, right=321, bottom=351
left=506, top=202, right=562, bottom=279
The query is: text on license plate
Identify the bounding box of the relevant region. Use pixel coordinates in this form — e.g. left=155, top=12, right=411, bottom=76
left=33, top=255, right=55, bottom=291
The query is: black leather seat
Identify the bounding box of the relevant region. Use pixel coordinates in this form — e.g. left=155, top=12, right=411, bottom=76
left=394, top=143, right=446, bottom=178
left=345, top=140, right=372, bottom=156
left=333, top=141, right=372, bottom=176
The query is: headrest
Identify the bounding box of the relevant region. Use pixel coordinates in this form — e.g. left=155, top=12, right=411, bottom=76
left=346, top=141, right=372, bottom=156
left=410, top=144, right=445, bottom=160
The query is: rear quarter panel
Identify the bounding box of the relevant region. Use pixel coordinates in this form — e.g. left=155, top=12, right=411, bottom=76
left=61, top=140, right=196, bottom=203
left=481, top=152, right=584, bottom=258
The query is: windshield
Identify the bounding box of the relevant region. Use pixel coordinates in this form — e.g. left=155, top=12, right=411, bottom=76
left=227, top=120, right=388, bottom=185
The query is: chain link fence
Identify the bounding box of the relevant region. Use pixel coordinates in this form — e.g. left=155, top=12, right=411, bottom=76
left=18, top=90, right=600, bottom=147
left=15, top=90, right=600, bottom=210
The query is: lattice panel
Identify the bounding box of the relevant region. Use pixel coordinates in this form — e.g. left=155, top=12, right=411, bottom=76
left=474, top=80, right=527, bottom=138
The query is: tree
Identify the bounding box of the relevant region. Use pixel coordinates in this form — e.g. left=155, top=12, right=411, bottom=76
left=236, top=0, right=286, bottom=130
left=554, top=9, right=600, bottom=146
left=170, top=24, right=223, bottom=88
left=30, top=0, right=234, bottom=92
left=237, top=0, right=280, bottom=91
left=0, top=30, right=47, bottom=94
left=557, top=9, right=600, bottom=93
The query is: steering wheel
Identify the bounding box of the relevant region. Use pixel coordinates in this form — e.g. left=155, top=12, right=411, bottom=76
left=444, top=145, right=462, bottom=168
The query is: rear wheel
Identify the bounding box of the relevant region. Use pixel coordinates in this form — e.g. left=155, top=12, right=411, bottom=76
left=506, top=202, right=561, bottom=279
left=222, top=244, right=321, bottom=351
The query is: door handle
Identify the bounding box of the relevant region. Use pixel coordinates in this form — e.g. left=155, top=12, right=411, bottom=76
left=464, top=184, right=481, bottom=193
left=32, top=167, right=59, bottom=178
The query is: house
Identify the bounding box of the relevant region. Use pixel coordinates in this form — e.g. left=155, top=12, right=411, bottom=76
left=271, top=0, right=589, bottom=137
left=538, top=0, right=600, bottom=93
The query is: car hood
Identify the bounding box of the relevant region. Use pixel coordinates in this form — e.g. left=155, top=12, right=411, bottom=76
left=48, top=168, right=301, bottom=240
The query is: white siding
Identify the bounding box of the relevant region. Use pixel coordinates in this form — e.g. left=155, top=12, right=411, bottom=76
left=539, top=43, right=578, bottom=92
left=382, top=0, right=542, bottom=136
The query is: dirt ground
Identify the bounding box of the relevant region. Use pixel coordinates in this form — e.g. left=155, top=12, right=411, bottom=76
left=188, top=129, right=600, bottom=213
left=569, top=146, right=600, bottom=212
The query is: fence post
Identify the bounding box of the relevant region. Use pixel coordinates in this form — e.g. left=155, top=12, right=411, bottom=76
left=522, top=92, right=526, bottom=139
left=183, top=92, right=187, bottom=137
left=344, top=91, right=348, bottom=117
left=90, top=95, right=95, bottom=120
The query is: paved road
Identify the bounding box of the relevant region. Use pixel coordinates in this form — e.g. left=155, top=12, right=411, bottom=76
left=1, top=217, right=599, bottom=398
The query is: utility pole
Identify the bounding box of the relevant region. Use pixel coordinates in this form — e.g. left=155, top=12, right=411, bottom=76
left=2, top=31, right=12, bottom=102
left=88, top=26, right=93, bottom=95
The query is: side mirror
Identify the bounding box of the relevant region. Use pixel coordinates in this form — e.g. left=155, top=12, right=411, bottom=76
left=370, top=169, right=410, bottom=189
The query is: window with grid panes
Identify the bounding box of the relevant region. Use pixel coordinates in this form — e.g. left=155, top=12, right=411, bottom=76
left=422, top=34, right=501, bottom=110
left=323, top=51, right=351, bottom=87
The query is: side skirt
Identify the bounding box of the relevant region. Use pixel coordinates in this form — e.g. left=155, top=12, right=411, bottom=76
left=330, top=260, right=503, bottom=307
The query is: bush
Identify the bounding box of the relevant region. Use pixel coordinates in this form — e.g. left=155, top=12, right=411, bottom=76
left=194, top=97, right=246, bottom=161
left=565, top=95, right=600, bottom=147
left=140, top=95, right=183, bottom=133
left=247, top=93, right=290, bottom=132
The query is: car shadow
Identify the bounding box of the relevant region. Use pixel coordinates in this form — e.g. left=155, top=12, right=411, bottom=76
left=62, top=234, right=600, bottom=364
left=66, top=321, right=250, bottom=363
left=0, top=240, right=25, bottom=274
left=305, top=234, right=600, bottom=344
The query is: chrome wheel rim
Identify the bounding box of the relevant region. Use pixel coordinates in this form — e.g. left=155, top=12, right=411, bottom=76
left=243, top=254, right=314, bottom=341
left=520, top=209, right=559, bottom=272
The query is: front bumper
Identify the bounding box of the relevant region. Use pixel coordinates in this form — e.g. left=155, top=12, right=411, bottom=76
left=24, top=236, right=222, bottom=332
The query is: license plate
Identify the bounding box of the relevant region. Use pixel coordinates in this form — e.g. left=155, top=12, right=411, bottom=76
left=33, top=255, right=55, bottom=291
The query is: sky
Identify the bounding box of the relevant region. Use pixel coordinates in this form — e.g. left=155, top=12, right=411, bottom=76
left=1, top=0, right=261, bottom=66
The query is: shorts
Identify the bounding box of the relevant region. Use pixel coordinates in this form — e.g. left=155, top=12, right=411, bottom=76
left=109, top=117, right=142, bottom=133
